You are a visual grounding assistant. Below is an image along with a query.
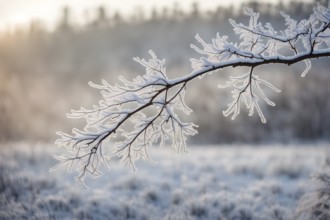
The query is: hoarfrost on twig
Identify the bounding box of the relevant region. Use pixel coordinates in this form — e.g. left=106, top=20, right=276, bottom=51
left=52, top=4, right=330, bottom=187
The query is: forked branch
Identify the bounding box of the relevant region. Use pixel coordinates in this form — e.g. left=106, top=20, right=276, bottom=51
left=52, top=4, right=330, bottom=187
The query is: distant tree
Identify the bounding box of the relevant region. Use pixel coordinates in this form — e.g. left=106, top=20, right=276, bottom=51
left=29, top=20, right=45, bottom=34
left=172, top=2, right=184, bottom=21
left=276, top=0, right=286, bottom=12
left=58, top=6, right=72, bottom=31
left=131, top=7, right=145, bottom=24
left=52, top=4, right=330, bottom=188
left=113, top=11, right=123, bottom=26
left=211, top=6, right=226, bottom=21
left=151, top=8, right=159, bottom=21
left=191, top=2, right=200, bottom=18
left=93, top=6, right=108, bottom=28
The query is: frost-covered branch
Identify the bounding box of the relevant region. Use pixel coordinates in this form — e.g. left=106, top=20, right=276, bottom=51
left=52, top=4, right=330, bottom=187
left=219, top=67, right=280, bottom=123
left=187, top=4, right=330, bottom=121
left=51, top=51, right=198, bottom=188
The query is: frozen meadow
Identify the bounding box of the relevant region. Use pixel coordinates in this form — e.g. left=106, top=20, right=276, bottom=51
left=0, top=142, right=329, bottom=219
left=1, top=2, right=330, bottom=220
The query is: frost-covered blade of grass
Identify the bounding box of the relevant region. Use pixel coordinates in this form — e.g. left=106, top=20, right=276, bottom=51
left=0, top=142, right=329, bottom=219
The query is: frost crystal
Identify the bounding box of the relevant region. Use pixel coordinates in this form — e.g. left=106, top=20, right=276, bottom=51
left=219, top=69, right=280, bottom=123
left=52, top=50, right=197, bottom=187
left=190, top=4, right=330, bottom=121
left=53, top=5, right=330, bottom=186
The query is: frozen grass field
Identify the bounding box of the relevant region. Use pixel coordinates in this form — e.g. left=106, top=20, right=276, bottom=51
left=0, top=142, right=329, bottom=219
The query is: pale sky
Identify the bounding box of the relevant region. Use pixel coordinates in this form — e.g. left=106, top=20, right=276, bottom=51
left=0, top=0, right=310, bottom=31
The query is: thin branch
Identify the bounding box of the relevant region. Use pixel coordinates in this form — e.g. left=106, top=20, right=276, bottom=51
left=52, top=4, right=330, bottom=187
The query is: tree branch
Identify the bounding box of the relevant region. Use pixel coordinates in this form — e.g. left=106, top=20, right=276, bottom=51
left=52, top=4, right=330, bottom=187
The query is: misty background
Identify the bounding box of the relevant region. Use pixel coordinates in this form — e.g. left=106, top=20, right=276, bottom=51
left=1, top=0, right=330, bottom=144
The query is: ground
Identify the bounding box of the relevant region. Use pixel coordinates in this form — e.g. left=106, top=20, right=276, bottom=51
left=0, top=142, right=329, bottom=220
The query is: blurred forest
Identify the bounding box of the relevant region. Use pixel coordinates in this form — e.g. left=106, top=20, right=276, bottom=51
left=1, top=0, right=330, bottom=144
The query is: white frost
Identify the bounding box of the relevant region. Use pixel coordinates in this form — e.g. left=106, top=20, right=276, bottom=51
left=54, top=4, right=330, bottom=186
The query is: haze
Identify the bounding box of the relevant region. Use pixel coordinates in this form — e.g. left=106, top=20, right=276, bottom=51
left=0, top=0, right=311, bottom=31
